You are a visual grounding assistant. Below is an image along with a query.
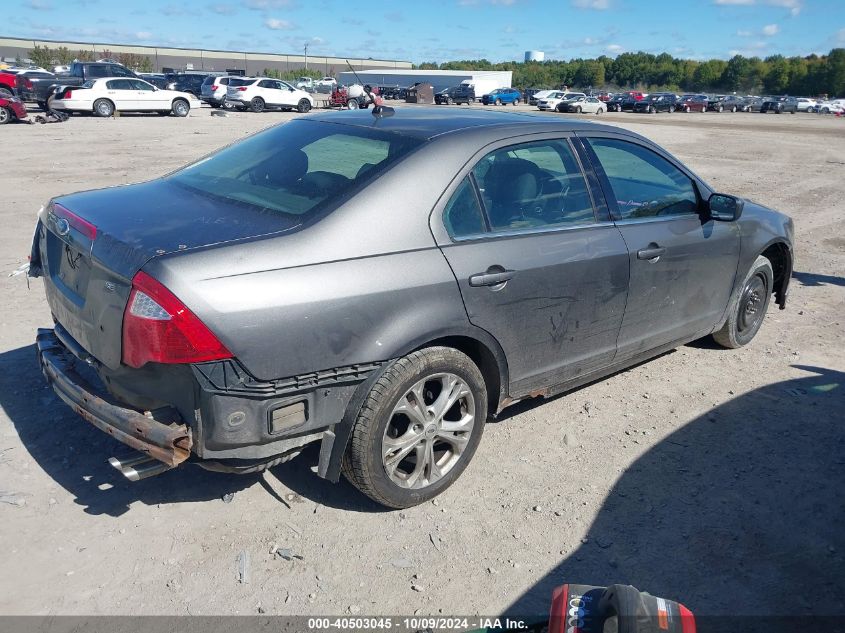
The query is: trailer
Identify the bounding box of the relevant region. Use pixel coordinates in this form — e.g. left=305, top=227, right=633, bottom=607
left=336, top=69, right=511, bottom=100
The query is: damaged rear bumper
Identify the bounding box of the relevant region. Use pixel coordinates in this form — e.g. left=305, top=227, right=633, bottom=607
left=36, top=328, right=192, bottom=468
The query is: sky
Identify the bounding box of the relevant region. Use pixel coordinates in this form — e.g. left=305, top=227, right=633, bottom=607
left=6, top=0, right=845, bottom=63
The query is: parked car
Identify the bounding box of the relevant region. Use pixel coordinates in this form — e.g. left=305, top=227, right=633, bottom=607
left=200, top=75, right=234, bottom=107
left=29, top=108, right=793, bottom=508
left=606, top=94, right=637, bottom=112
left=435, top=85, right=475, bottom=105
left=138, top=73, right=170, bottom=90
left=707, top=95, right=746, bottom=112
left=0, top=95, right=27, bottom=124
left=795, top=97, right=817, bottom=112
left=226, top=77, right=314, bottom=113
left=529, top=89, right=555, bottom=106
left=482, top=87, right=521, bottom=105
left=166, top=73, right=217, bottom=97
left=375, top=85, right=401, bottom=100
left=760, top=96, right=798, bottom=114
left=0, top=70, right=19, bottom=97
left=50, top=78, right=200, bottom=117
left=558, top=95, right=606, bottom=114
left=538, top=92, right=587, bottom=112
left=743, top=97, right=765, bottom=113
left=815, top=99, right=845, bottom=114
left=624, top=90, right=645, bottom=101
left=633, top=93, right=680, bottom=113
left=19, top=61, right=139, bottom=108
left=595, top=91, right=614, bottom=102
left=678, top=94, right=709, bottom=113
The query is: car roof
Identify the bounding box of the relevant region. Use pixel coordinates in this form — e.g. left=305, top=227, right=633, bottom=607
left=303, top=106, right=627, bottom=141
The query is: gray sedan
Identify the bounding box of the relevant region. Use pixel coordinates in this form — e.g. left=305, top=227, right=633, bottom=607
left=30, top=107, right=794, bottom=508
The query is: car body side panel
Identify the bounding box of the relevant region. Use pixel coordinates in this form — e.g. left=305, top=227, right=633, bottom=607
left=146, top=248, right=470, bottom=381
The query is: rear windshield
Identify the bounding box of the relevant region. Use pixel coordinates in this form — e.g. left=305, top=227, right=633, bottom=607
left=168, top=120, right=423, bottom=220
left=202, top=76, right=215, bottom=85
left=228, top=78, right=254, bottom=87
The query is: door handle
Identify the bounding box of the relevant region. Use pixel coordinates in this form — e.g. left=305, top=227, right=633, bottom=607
left=637, top=245, right=666, bottom=260
left=469, top=269, right=515, bottom=287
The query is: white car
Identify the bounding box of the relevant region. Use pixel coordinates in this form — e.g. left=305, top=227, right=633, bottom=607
left=537, top=91, right=587, bottom=112
left=51, top=77, right=200, bottom=117
left=815, top=99, right=845, bottom=114
left=529, top=89, right=555, bottom=105
left=226, top=77, right=315, bottom=113
left=795, top=97, right=817, bottom=112
left=560, top=95, right=606, bottom=114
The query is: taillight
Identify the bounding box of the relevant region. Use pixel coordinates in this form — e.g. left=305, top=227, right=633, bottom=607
left=53, top=203, right=97, bottom=240
left=237, top=86, right=247, bottom=91
left=122, top=271, right=232, bottom=368
left=25, top=78, right=33, bottom=89
left=62, top=89, right=73, bottom=99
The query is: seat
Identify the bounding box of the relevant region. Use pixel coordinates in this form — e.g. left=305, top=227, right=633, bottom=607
left=483, top=156, right=540, bottom=229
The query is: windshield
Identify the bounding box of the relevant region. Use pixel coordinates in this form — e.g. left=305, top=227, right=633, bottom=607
left=168, top=120, right=423, bottom=221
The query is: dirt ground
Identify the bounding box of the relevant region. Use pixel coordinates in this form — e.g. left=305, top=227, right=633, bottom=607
left=0, top=104, right=843, bottom=620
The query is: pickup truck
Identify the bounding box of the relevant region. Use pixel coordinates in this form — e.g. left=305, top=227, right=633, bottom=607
left=17, top=61, right=139, bottom=108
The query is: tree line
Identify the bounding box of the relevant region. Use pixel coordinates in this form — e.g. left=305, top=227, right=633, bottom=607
left=416, top=49, right=845, bottom=97
left=26, top=45, right=153, bottom=73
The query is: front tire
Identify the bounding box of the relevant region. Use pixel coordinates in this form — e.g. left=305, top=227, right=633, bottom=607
left=494, top=98, right=502, bottom=106
left=575, top=105, right=582, bottom=114
left=297, top=98, right=311, bottom=113
left=342, top=347, right=487, bottom=509
left=346, top=98, right=359, bottom=110
left=93, top=98, right=114, bottom=117
left=712, top=255, right=773, bottom=349
left=0, top=106, right=10, bottom=125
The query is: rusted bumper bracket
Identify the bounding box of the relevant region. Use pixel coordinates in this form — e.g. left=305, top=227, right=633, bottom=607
left=36, top=328, right=192, bottom=468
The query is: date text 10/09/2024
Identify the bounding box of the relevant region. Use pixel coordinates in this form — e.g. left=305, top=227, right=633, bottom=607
left=306, top=617, right=531, bottom=631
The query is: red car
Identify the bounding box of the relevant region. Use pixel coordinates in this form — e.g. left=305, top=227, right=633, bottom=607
left=0, top=70, right=18, bottom=98
left=625, top=90, right=645, bottom=101
left=0, top=95, right=28, bottom=124
left=678, top=94, right=709, bottom=112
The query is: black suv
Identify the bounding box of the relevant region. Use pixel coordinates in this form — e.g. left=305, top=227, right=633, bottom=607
left=166, top=73, right=217, bottom=97
left=434, top=85, right=475, bottom=105
left=607, top=94, right=636, bottom=112
left=633, top=93, right=680, bottom=113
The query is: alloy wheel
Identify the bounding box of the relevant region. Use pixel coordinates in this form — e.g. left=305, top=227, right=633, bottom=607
left=381, top=373, right=476, bottom=490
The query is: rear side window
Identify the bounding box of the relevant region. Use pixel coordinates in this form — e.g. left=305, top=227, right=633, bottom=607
left=219, top=77, right=229, bottom=86
left=443, top=177, right=486, bottom=238
left=472, top=140, right=595, bottom=232
left=587, top=138, right=698, bottom=220
left=168, top=120, right=423, bottom=220
left=105, top=79, right=133, bottom=90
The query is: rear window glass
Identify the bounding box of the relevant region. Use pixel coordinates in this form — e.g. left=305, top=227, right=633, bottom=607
left=168, top=120, right=423, bottom=220
left=228, top=78, right=254, bottom=87
left=202, top=76, right=215, bottom=86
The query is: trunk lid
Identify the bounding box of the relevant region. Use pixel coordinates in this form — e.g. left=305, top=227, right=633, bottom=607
left=34, top=178, right=301, bottom=369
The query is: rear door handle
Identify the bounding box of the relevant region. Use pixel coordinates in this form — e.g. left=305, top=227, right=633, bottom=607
left=469, top=269, right=515, bottom=287
left=637, top=245, right=666, bottom=260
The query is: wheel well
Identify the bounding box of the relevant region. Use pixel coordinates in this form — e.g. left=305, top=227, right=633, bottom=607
left=761, top=242, right=792, bottom=309
left=415, top=336, right=503, bottom=418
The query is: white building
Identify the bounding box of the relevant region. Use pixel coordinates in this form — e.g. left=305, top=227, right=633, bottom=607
left=336, top=69, right=512, bottom=95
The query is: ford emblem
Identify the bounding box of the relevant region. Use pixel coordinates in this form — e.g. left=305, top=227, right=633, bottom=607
left=55, top=218, right=71, bottom=236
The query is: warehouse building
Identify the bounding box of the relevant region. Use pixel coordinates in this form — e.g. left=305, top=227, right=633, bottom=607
left=336, top=69, right=512, bottom=95
left=0, top=36, right=411, bottom=75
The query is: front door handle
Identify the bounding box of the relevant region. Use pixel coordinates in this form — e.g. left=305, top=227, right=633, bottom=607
left=637, top=244, right=666, bottom=260
left=469, top=269, right=515, bottom=287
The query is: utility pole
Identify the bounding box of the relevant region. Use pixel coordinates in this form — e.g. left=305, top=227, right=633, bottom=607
left=304, top=43, right=308, bottom=70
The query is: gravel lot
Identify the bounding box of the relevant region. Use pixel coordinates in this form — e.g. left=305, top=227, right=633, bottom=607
left=0, top=104, right=843, bottom=619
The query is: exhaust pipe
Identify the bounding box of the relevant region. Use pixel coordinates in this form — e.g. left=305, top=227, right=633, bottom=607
left=109, top=452, right=173, bottom=481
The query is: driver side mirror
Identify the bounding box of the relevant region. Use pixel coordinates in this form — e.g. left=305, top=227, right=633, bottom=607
left=707, top=193, right=744, bottom=221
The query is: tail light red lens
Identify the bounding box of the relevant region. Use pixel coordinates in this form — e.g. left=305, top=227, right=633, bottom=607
left=52, top=203, right=97, bottom=240
left=237, top=86, right=247, bottom=91
left=25, top=78, right=33, bottom=89
left=62, top=89, right=73, bottom=99
left=122, top=271, right=232, bottom=368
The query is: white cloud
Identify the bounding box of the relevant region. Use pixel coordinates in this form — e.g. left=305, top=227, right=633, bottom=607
left=25, top=0, right=53, bottom=9
left=606, top=43, right=624, bottom=53
left=713, top=0, right=802, bottom=16
left=209, top=3, right=237, bottom=14
left=245, top=0, right=294, bottom=10
left=264, top=17, right=294, bottom=29
left=134, top=31, right=153, bottom=40
left=762, top=23, right=779, bottom=35
left=572, top=0, right=610, bottom=8
left=836, top=28, right=845, bottom=45
left=736, top=29, right=752, bottom=36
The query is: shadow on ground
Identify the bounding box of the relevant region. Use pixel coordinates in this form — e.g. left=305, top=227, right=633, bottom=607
left=792, top=271, right=845, bottom=288
left=505, top=364, right=845, bottom=621
left=0, top=344, right=378, bottom=517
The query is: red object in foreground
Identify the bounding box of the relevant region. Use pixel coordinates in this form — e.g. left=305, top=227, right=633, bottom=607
left=0, top=96, right=28, bottom=122
left=122, top=271, right=232, bottom=368
left=549, top=583, right=695, bottom=633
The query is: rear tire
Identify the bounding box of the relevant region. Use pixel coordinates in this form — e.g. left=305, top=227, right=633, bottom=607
left=171, top=98, right=190, bottom=117
left=712, top=255, right=773, bottom=349
left=93, top=98, right=114, bottom=117
left=250, top=97, right=265, bottom=113
left=346, top=98, right=359, bottom=110
left=342, top=347, right=487, bottom=509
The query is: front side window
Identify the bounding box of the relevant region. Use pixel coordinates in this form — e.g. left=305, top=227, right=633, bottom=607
left=586, top=138, right=698, bottom=220
left=168, top=120, right=422, bottom=220
left=472, top=140, right=595, bottom=232
left=131, top=79, right=155, bottom=91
